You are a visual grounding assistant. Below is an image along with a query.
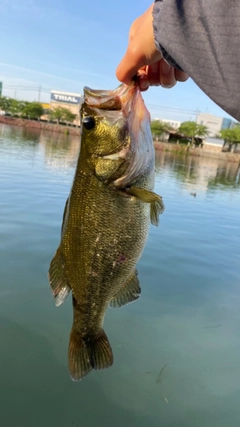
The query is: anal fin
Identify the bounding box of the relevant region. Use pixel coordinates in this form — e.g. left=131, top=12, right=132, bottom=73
left=126, top=186, right=164, bottom=226
left=110, top=269, right=141, bottom=309
left=48, top=248, right=71, bottom=307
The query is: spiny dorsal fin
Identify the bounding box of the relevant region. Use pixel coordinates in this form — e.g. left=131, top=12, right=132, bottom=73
left=109, top=269, right=141, bottom=309
left=126, top=186, right=164, bottom=227
left=48, top=248, right=71, bottom=307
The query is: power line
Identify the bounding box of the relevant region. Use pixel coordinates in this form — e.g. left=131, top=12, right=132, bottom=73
left=2, top=85, right=51, bottom=93
left=146, top=103, right=199, bottom=115
left=1, top=83, right=202, bottom=116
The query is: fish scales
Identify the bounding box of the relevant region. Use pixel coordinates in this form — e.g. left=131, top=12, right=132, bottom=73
left=48, top=83, right=164, bottom=381
left=66, top=173, right=149, bottom=317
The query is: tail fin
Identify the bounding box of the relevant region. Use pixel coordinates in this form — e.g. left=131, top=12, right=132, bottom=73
left=68, top=328, right=113, bottom=381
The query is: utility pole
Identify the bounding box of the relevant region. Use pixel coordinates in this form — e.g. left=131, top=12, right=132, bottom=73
left=38, top=85, right=41, bottom=102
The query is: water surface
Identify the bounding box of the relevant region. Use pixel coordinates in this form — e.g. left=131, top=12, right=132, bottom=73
left=0, top=124, right=240, bottom=427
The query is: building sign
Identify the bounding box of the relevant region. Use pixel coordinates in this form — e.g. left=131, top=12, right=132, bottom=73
left=41, top=103, right=50, bottom=109
left=51, top=91, right=81, bottom=105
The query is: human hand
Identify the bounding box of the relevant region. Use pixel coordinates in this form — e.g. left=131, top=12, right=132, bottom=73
left=116, top=3, right=189, bottom=91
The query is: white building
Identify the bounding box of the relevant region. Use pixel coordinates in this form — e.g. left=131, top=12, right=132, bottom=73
left=154, top=118, right=181, bottom=130
left=196, top=113, right=223, bottom=137
left=50, top=90, right=82, bottom=126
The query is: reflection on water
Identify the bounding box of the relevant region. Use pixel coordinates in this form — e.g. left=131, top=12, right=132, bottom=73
left=0, top=124, right=240, bottom=427
left=0, top=124, right=80, bottom=172
left=155, top=150, right=240, bottom=193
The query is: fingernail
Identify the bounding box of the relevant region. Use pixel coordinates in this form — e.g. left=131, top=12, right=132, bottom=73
left=162, top=82, right=176, bottom=89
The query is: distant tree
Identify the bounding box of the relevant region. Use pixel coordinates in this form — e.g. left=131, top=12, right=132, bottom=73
left=150, top=120, right=174, bottom=139
left=22, top=102, right=44, bottom=120
left=62, top=109, right=76, bottom=125
left=220, top=125, right=240, bottom=152
left=7, top=99, right=19, bottom=116
left=0, top=96, right=8, bottom=111
left=179, top=121, right=208, bottom=145
left=49, top=107, right=66, bottom=125
left=18, top=101, right=29, bottom=115
left=196, top=124, right=209, bottom=138
left=0, top=96, right=15, bottom=114
left=0, top=97, right=30, bottom=116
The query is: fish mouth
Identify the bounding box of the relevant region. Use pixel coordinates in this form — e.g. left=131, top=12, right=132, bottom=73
left=81, top=82, right=153, bottom=187
left=83, top=83, right=136, bottom=113
left=99, top=140, right=130, bottom=161
left=82, top=84, right=135, bottom=160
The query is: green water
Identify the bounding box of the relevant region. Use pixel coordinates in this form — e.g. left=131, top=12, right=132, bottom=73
left=0, top=124, right=240, bottom=427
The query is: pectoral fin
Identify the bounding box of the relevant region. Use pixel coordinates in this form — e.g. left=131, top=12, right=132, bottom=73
left=48, top=248, right=71, bottom=306
left=109, top=269, right=141, bottom=309
left=126, top=187, right=164, bottom=226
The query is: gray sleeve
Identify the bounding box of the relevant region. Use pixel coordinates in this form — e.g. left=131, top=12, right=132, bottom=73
left=153, top=0, right=240, bottom=121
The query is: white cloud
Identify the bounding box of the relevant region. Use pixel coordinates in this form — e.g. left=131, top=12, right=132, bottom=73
left=0, top=62, right=85, bottom=84
left=0, top=0, right=102, bottom=30
left=0, top=62, right=119, bottom=102
left=0, top=62, right=84, bottom=102
left=0, top=0, right=43, bottom=16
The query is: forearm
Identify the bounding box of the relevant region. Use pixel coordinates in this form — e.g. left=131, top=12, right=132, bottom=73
left=153, top=0, right=240, bottom=121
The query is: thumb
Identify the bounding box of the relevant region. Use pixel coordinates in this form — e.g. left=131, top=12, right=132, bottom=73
left=116, top=45, right=162, bottom=85
left=116, top=4, right=161, bottom=85
left=116, top=47, right=146, bottom=85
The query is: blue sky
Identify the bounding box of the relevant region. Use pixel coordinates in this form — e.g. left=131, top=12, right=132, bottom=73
left=0, top=0, right=234, bottom=122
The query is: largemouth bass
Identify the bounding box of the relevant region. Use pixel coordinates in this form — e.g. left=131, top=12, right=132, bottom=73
left=48, top=83, right=164, bottom=381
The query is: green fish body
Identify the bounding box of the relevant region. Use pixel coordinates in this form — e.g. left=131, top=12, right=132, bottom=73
left=48, top=83, right=164, bottom=380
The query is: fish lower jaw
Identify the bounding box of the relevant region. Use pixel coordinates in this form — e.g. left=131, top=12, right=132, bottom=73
left=101, top=144, right=130, bottom=161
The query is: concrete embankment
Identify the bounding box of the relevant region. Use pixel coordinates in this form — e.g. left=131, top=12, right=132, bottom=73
left=0, top=116, right=81, bottom=136
left=0, top=116, right=239, bottom=163
left=154, top=141, right=240, bottom=163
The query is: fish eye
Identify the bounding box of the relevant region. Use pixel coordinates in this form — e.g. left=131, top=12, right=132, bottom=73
left=82, top=116, right=96, bottom=131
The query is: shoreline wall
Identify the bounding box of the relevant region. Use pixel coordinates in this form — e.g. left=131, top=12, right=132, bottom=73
left=154, top=141, right=240, bottom=163
left=0, top=116, right=81, bottom=136
left=0, top=116, right=239, bottom=162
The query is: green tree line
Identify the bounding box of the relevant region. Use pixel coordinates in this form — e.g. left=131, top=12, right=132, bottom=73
left=150, top=120, right=173, bottom=138
left=220, top=125, right=240, bottom=151
left=49, top=106, right=76, bottom=125
left=151, top=120, right=209, bottom=144
left=178, top=121, right=209, bottom=144
left=151, top=119, right=240, bottom=151
left=0, top=96, right=77, bottom=125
